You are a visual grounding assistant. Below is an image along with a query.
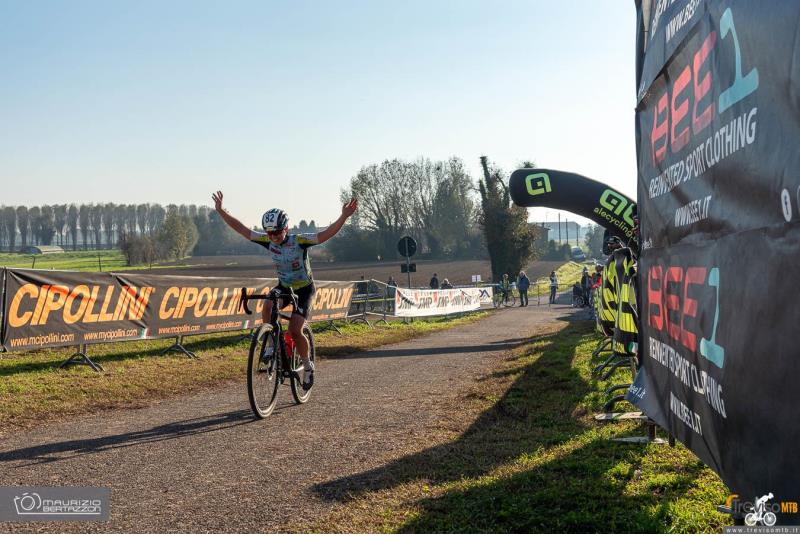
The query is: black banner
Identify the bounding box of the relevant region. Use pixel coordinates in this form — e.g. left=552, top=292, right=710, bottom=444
left=1, top=269, right=355, bottom=351
left=631, top=0, right=800, bottom=511
left=508, top=168, right=637, bottom=242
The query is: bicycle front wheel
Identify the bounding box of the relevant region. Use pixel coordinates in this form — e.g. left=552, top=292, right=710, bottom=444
left=247, top=325, right=280, bottom=418
left=504, top=294, right=517, bottom=307
left=290, top=324, right=316, bottom=404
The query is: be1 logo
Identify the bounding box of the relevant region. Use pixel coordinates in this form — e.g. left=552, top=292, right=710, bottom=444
left=647, top=264, right=725, bottom=368
left=648, top=7, right=759, bottom=165
left=524, top=173, right=551, bottom=196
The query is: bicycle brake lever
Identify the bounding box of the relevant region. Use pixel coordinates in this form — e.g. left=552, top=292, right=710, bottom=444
left=240, top=287, right=252, bottom=315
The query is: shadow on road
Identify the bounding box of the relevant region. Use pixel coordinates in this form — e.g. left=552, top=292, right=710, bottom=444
left=312, top=325, right=592, bottom=500
left=0, top=409, right=253, bottom=467
left=324, top=343, right=525, bottom=360
left=310, top=321, right=715, bottom=530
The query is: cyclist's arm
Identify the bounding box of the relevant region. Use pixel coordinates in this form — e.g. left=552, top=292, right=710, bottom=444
left=317, top=198, right=358, bottom=244
left=217, top=209, right=252, bottom=240
left=212, top=191, right=252, bottom=240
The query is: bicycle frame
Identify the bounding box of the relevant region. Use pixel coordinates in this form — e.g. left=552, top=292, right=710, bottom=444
left=240, top=287, right=302, bottom=381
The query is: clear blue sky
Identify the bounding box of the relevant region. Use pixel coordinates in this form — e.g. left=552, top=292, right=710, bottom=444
left=0, top=0, right=636, bottom=229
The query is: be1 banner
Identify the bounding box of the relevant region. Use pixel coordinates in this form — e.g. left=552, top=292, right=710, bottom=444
left=394, top=287, right=484, bottom=317
left=1, top=269, right=355, bottom=351
left=630, top=0, right=800, bottom=514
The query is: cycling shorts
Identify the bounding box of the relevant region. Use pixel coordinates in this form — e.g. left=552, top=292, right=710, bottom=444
left=276, top=283, right=316, bottom=319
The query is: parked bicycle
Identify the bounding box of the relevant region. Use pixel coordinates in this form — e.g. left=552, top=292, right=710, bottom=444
left=492, top=286, right=516, bottom=308
left=240, top=287, right=316, bottom=418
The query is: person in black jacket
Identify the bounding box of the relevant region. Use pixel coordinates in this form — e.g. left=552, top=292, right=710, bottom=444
left=429, top=273, right=440, bottom=289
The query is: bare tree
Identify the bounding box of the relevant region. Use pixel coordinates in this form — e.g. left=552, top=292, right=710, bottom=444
left=345, top=157, right=478, bottom=258
left=136, top=204, right=149, bottom=235
left=90, top=204, right=103, bottom=247
left=102, top=203, right=116, bottom=248
left=0, top=209, right=6, bottom=249
left=3, top=207, right=17, bottom=251
left=16, top=206, right=29, bottom=247
left=39, top=205, right=56, bottom=245
left=67, top=204, right=79, bottom=250
left=148, top=204, right=166, bottom=235
left=54, top=204, right=67, bottom=246
left=28, top=206, right=41, bottom=245
left=346, top=160, right=411, bottom=254
left=126, top=205, right=137, bottom=235
left=78, top=204, right=90, bottom=249
left=114, top=204, right=128, bottom=243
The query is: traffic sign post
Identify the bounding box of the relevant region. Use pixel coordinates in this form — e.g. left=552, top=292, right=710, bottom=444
left=397, top=236, right=417, bottom=289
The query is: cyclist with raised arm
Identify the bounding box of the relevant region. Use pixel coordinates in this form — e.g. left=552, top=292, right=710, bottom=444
left=212, top=191, right=357, bottom=389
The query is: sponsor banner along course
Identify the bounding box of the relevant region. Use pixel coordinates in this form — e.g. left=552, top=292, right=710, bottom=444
left=1, top=269, right=355, bottom=351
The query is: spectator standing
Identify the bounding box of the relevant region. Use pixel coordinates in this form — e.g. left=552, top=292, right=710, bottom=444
left=356, top=275, right=368, bottom=295
left=590, top=265, right=603, bottom=300
left=430, top=273, right=440, bottom=289
left=580, top=267, right=591, bottom=307
left=386, top=276, right=398, bottom=298
left=441, top=278, right=453, bottom=289
left=549, top=270, right=558, bottom=304
left=517, top=271, right=530, bottom=307
left=500, top=274, right=511, bottom=304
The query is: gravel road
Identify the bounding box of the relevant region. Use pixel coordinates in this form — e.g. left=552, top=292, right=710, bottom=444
left=0, top=302, right=580, bottom=532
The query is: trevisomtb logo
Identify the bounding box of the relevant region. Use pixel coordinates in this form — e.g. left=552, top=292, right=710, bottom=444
left=524, top=173, right=551, bottom=196
left=725, top=493, right=798, bottom=526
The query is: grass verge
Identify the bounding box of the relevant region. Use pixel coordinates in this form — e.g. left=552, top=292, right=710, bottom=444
left=0, top=312, right=487, bottom=436
left=306, top=320, right=731, bottom=533
left=0, top=250, right=131, bottom=271
left=0, top=249, right=207, bottom=272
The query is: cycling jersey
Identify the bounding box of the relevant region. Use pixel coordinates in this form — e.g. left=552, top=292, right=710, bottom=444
left=250, top=232, right=319, bottom=289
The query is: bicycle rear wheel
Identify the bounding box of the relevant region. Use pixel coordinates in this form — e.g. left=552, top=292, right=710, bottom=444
left=247, top=325, right=280, bottom=418
left=290, top=324, right=315, bottom=404
left=504, top=293, right=517, bottom=307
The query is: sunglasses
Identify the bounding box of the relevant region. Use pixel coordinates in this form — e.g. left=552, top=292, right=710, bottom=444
left=267, top=229, right=284, bottom=237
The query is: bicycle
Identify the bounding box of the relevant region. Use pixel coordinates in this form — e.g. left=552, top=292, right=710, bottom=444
left=240, top=287, right=316, bottom=418
left=492, top=286, right=516, bottom=308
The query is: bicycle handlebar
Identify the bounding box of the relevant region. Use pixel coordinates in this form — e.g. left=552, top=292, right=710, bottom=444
left=239, top=287, right=299, bottom=315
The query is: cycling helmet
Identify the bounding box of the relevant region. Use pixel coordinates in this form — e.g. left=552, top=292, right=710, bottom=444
left=602, top=229, right=623, bottom=255
left=262, top=208, right=289, bottom=232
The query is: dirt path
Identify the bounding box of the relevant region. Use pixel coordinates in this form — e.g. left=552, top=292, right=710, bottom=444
left=0, top=301, right=581, bottom=532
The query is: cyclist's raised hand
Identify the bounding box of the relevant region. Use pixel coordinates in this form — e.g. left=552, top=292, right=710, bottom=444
left=212, top=191, right=224, bottom=211
left=342, top=198, right=358, bottom=218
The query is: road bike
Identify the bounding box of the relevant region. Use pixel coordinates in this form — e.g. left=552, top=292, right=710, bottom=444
left=240, top=287, right=316, bottom=418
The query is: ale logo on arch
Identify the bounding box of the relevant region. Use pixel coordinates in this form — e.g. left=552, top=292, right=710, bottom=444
left=525, top=173, right=551, bottom=196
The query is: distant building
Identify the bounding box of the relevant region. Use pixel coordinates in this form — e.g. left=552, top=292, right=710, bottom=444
left=533, top=221, right=587, bottom=245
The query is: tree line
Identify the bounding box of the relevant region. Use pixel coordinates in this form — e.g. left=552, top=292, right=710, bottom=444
left=3, top=155, right=598, bottom=278
left=337, top=156, right=547, bottom=281
left=0, top=203, right=212, bottom=250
